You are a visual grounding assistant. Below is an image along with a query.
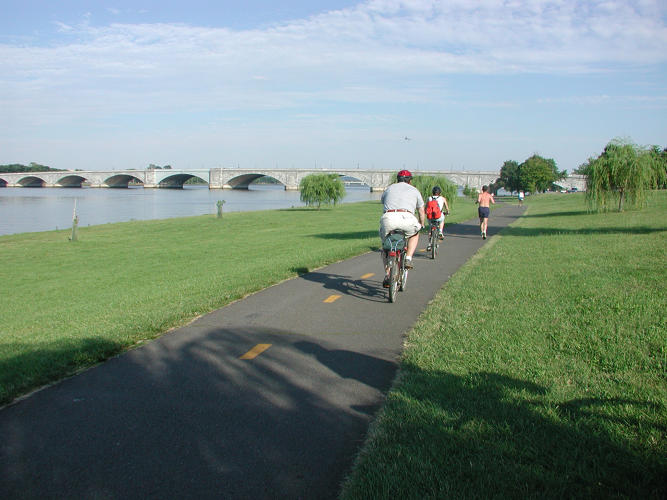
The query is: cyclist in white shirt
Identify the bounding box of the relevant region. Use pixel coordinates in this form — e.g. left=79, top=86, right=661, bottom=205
left=379, top=170, right=425, bottom=287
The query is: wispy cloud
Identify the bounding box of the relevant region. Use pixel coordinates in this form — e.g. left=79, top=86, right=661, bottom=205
left=3, top=1, right=665, bottom=114
left=1, top=0, right=665, bottom=170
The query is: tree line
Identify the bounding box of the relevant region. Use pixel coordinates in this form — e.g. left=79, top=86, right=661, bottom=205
left=493, top=155, right=567, bottom=195
left=492, top=138, right=666, bottom=212
left=0, top=163, right=65, bottom=173
left=578, top=139, right=666, bottom=212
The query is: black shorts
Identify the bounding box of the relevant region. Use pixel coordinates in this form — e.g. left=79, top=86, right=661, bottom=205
left=478, top=206, right=490, bottom=219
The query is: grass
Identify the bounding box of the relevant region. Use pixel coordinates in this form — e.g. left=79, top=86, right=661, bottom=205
left=340, top=192, right=666, bottom=499
left=0, top=198, right=478, bottom=405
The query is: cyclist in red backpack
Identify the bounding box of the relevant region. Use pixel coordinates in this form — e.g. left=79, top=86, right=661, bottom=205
left=425, top=186, right=449, bottom=241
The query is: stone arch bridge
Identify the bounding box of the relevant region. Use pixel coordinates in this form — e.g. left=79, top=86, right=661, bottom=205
left=0, top=168, right=501, bottom=191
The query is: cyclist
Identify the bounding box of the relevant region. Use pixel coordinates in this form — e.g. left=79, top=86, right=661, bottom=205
left=425, top=186, right=450, bottom=245
left=379, top=170, right=425, bottom=287
left=476, top=185, right=495, bottom=239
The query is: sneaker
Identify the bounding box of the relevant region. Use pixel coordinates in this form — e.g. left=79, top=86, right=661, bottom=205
left=382, top=275, right=390, bottom=288
left=482, top=231, right=487, bottom=239
left=426, top=244, right=432, bottom=251
left=404, top=258, right=414, bottom=269
left=438, top=232, right=444, bottom=240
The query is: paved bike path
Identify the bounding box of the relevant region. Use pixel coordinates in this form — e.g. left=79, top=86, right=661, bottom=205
left=0, top=205, right=524, bottom=499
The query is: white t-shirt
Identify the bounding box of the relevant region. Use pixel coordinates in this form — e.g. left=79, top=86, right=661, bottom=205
left=381, top=182, right=424, bottom=213
left=428, top=195, right=446, bottom=210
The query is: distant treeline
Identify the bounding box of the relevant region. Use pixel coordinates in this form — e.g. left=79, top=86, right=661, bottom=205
left=1, top=163, right=65, bottom=173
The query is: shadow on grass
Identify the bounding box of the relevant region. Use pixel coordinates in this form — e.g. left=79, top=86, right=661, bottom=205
left=342, top=367, right=666, bottom=498
left=309, top=230, right=378, bottom=240
left=522, top=210, right=589, bottom=218
left=500, top=225, right=665, bottom=237
left=0, top=337, right=123, bottom=406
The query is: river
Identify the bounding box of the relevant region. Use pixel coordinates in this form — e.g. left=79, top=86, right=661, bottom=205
left=0, top=185, right=383, bottom=236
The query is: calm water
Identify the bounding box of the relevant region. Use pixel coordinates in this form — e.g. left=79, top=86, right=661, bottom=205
left=0, top=185, right=383, bottom=236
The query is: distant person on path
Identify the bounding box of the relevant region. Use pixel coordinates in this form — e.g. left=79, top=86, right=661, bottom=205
left=379, top=170, right=425, bottom=287
left=426, top=185, right=450, bottom=239
left=518, top=190, right=525, bottom=207
left=476, top=185, right=495, bottom=239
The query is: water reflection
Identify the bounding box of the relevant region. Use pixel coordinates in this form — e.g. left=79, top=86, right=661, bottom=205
left=0, top=185, right=382, bottom=236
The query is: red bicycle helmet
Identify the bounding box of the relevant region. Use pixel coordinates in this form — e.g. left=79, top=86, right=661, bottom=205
left=397, top=169, right=412, bottom=180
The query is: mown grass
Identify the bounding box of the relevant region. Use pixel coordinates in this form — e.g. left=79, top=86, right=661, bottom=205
left=340, top=192, right=666, bottom=499
left=0, top=198, right=478, bottom=405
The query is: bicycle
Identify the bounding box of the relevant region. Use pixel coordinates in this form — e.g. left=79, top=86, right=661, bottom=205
left=382, top=230, right=409, bottom=303
left=425, top=212, right=447, bottom=260
left=426, top=218, right=440, bottom=259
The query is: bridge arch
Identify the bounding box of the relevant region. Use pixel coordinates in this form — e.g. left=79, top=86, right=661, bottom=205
left=56, top=175, right=87, bottom=187
left=18, top=176, right=46, bottom=187
left=339, top=174, right=370, bottom=189
left=157, top=173, right=209, bottom=188
left=226, top=173, right=285, bottom=189
left=104, top=174, right=144, bottom=188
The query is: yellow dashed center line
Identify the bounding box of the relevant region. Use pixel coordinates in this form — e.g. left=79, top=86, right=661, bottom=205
left=323, top=294, right=342, bottom=303
left=361, top=273, right=374, bottom=279
left=240, top=343, right=271, bottom=360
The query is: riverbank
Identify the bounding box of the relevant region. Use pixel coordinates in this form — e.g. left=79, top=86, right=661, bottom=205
left=0, top=199, right=479, bottom=405
left=0, top=185, right=384, bottom=236
left=340, top=192, right=666, bottom=499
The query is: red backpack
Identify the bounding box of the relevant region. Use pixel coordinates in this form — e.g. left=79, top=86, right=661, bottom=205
left=425, top=197, right=442, bottom=220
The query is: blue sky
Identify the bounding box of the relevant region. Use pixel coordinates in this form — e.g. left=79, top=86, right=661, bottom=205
left=1, top=0, right=666, bottom=173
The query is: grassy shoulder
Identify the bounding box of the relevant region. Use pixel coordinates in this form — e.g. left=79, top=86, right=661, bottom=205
left=0, top=198, right=477, bottom=405
left=341, top=192, right=666, bottom=499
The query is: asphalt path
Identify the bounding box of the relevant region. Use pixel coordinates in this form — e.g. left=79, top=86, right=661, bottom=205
left=0, top=204, right=524, bottom=499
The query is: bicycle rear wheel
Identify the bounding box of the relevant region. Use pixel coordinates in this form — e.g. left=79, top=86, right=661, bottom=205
left=388, top=257, right=399, bottom=302
left=430, top=228, right=437, bottom=259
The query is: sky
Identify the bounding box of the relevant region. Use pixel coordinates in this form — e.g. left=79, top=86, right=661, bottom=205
left=1, top=0, right=666, bottom=174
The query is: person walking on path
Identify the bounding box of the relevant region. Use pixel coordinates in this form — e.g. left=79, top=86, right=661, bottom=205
left=518, top=190, right=525, bottom=207
left=379, top=169, right=425, bottom=287
left=476, top=185, right=495, bottom=239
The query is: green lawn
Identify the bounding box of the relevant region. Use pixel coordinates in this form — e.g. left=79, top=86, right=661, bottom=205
left=0, top=198, right=477, bottom=405
left=340, top=192, right=666, bottom=499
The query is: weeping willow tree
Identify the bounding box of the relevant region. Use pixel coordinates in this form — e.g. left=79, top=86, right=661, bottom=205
left=585, top=139, right=666, bottom=212
left=299, top=173, right=345, bottom=210
left=411, top=175, right=458, bottom=207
